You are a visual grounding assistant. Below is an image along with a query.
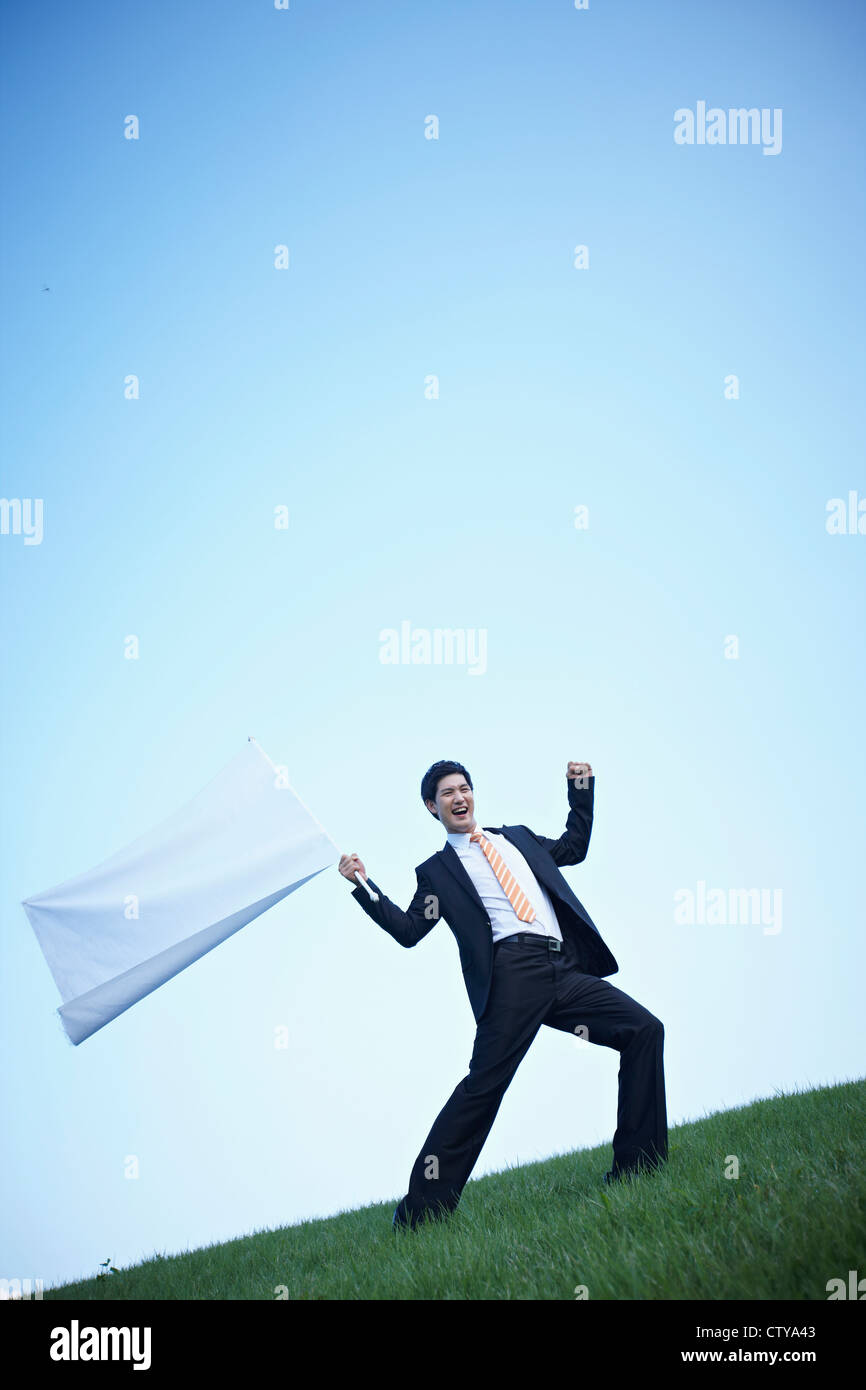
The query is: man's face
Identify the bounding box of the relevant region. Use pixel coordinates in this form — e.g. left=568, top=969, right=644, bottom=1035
left=427, top=774, right=476, bottom=833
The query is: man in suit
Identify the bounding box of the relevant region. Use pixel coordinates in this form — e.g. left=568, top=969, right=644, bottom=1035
left=339, top=758, right=667, bottom=1231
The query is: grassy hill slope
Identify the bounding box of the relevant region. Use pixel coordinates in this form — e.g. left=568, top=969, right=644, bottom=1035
left=42, top=1077, right=865, bottom=1300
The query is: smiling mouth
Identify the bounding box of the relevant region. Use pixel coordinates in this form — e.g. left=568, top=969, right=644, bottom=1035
left=452, top=807, right=468, bottom=817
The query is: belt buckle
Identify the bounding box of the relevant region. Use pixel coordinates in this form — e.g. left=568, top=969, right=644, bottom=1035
left=548, top=938, right=561, bottom=952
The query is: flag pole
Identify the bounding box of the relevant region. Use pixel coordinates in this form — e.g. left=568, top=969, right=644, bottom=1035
left=247, top=736, right=379, bottom=901
left=352, top=872, right=379, bottom=901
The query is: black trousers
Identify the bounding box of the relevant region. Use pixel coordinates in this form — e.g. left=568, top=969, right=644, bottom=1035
left=394, top=931, right=667, bottom=1228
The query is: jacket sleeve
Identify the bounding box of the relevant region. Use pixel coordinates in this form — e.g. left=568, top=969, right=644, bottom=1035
left=349, top=867, right=440, bottom=947
left=525, top=774, right=594, bottom=866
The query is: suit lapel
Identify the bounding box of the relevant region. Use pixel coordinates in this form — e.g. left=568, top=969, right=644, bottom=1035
left=500, top=825, right=559, bottom=893
left=504, top=824, right=593, bottom=924
left=439, top=839, right=488, bottom=915
left=438, top=825, right=524, bottom=917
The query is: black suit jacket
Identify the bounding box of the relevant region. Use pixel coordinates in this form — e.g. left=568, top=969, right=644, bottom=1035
left=350, top=775, right=618, bottom=1023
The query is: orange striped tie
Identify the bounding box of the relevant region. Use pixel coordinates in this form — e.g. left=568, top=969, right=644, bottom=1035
left=469, top=828, right=537, bottom=923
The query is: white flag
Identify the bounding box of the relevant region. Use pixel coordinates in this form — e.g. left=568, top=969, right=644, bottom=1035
left=22, top=738, right=339, bottom=1045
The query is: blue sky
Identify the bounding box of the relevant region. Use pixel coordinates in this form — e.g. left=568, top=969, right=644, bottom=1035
left=1, top=0, right=864, bottom=1293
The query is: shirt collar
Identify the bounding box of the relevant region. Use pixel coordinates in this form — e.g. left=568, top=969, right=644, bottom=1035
left=446, top=822, right=489, bottom=847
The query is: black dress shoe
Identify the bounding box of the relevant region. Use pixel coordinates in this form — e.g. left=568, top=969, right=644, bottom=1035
left=393, top=1196, right=453, bottom=1230
left=604, top=1159, right=664, bottom=1185
left=393, top=1198, right=425, bottom=1230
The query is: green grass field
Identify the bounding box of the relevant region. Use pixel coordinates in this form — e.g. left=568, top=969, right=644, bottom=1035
left=42, top=1077, right=865, bottom=1300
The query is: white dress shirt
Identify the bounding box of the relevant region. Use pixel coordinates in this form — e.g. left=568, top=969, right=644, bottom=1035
left=445, top=824, right=563, bottom=943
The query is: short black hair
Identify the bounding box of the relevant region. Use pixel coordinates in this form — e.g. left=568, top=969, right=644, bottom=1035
left=421, top=760, right=473, bottom=819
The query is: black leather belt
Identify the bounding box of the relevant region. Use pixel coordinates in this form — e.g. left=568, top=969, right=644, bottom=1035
left=496, top=933, right=562, bottom=951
